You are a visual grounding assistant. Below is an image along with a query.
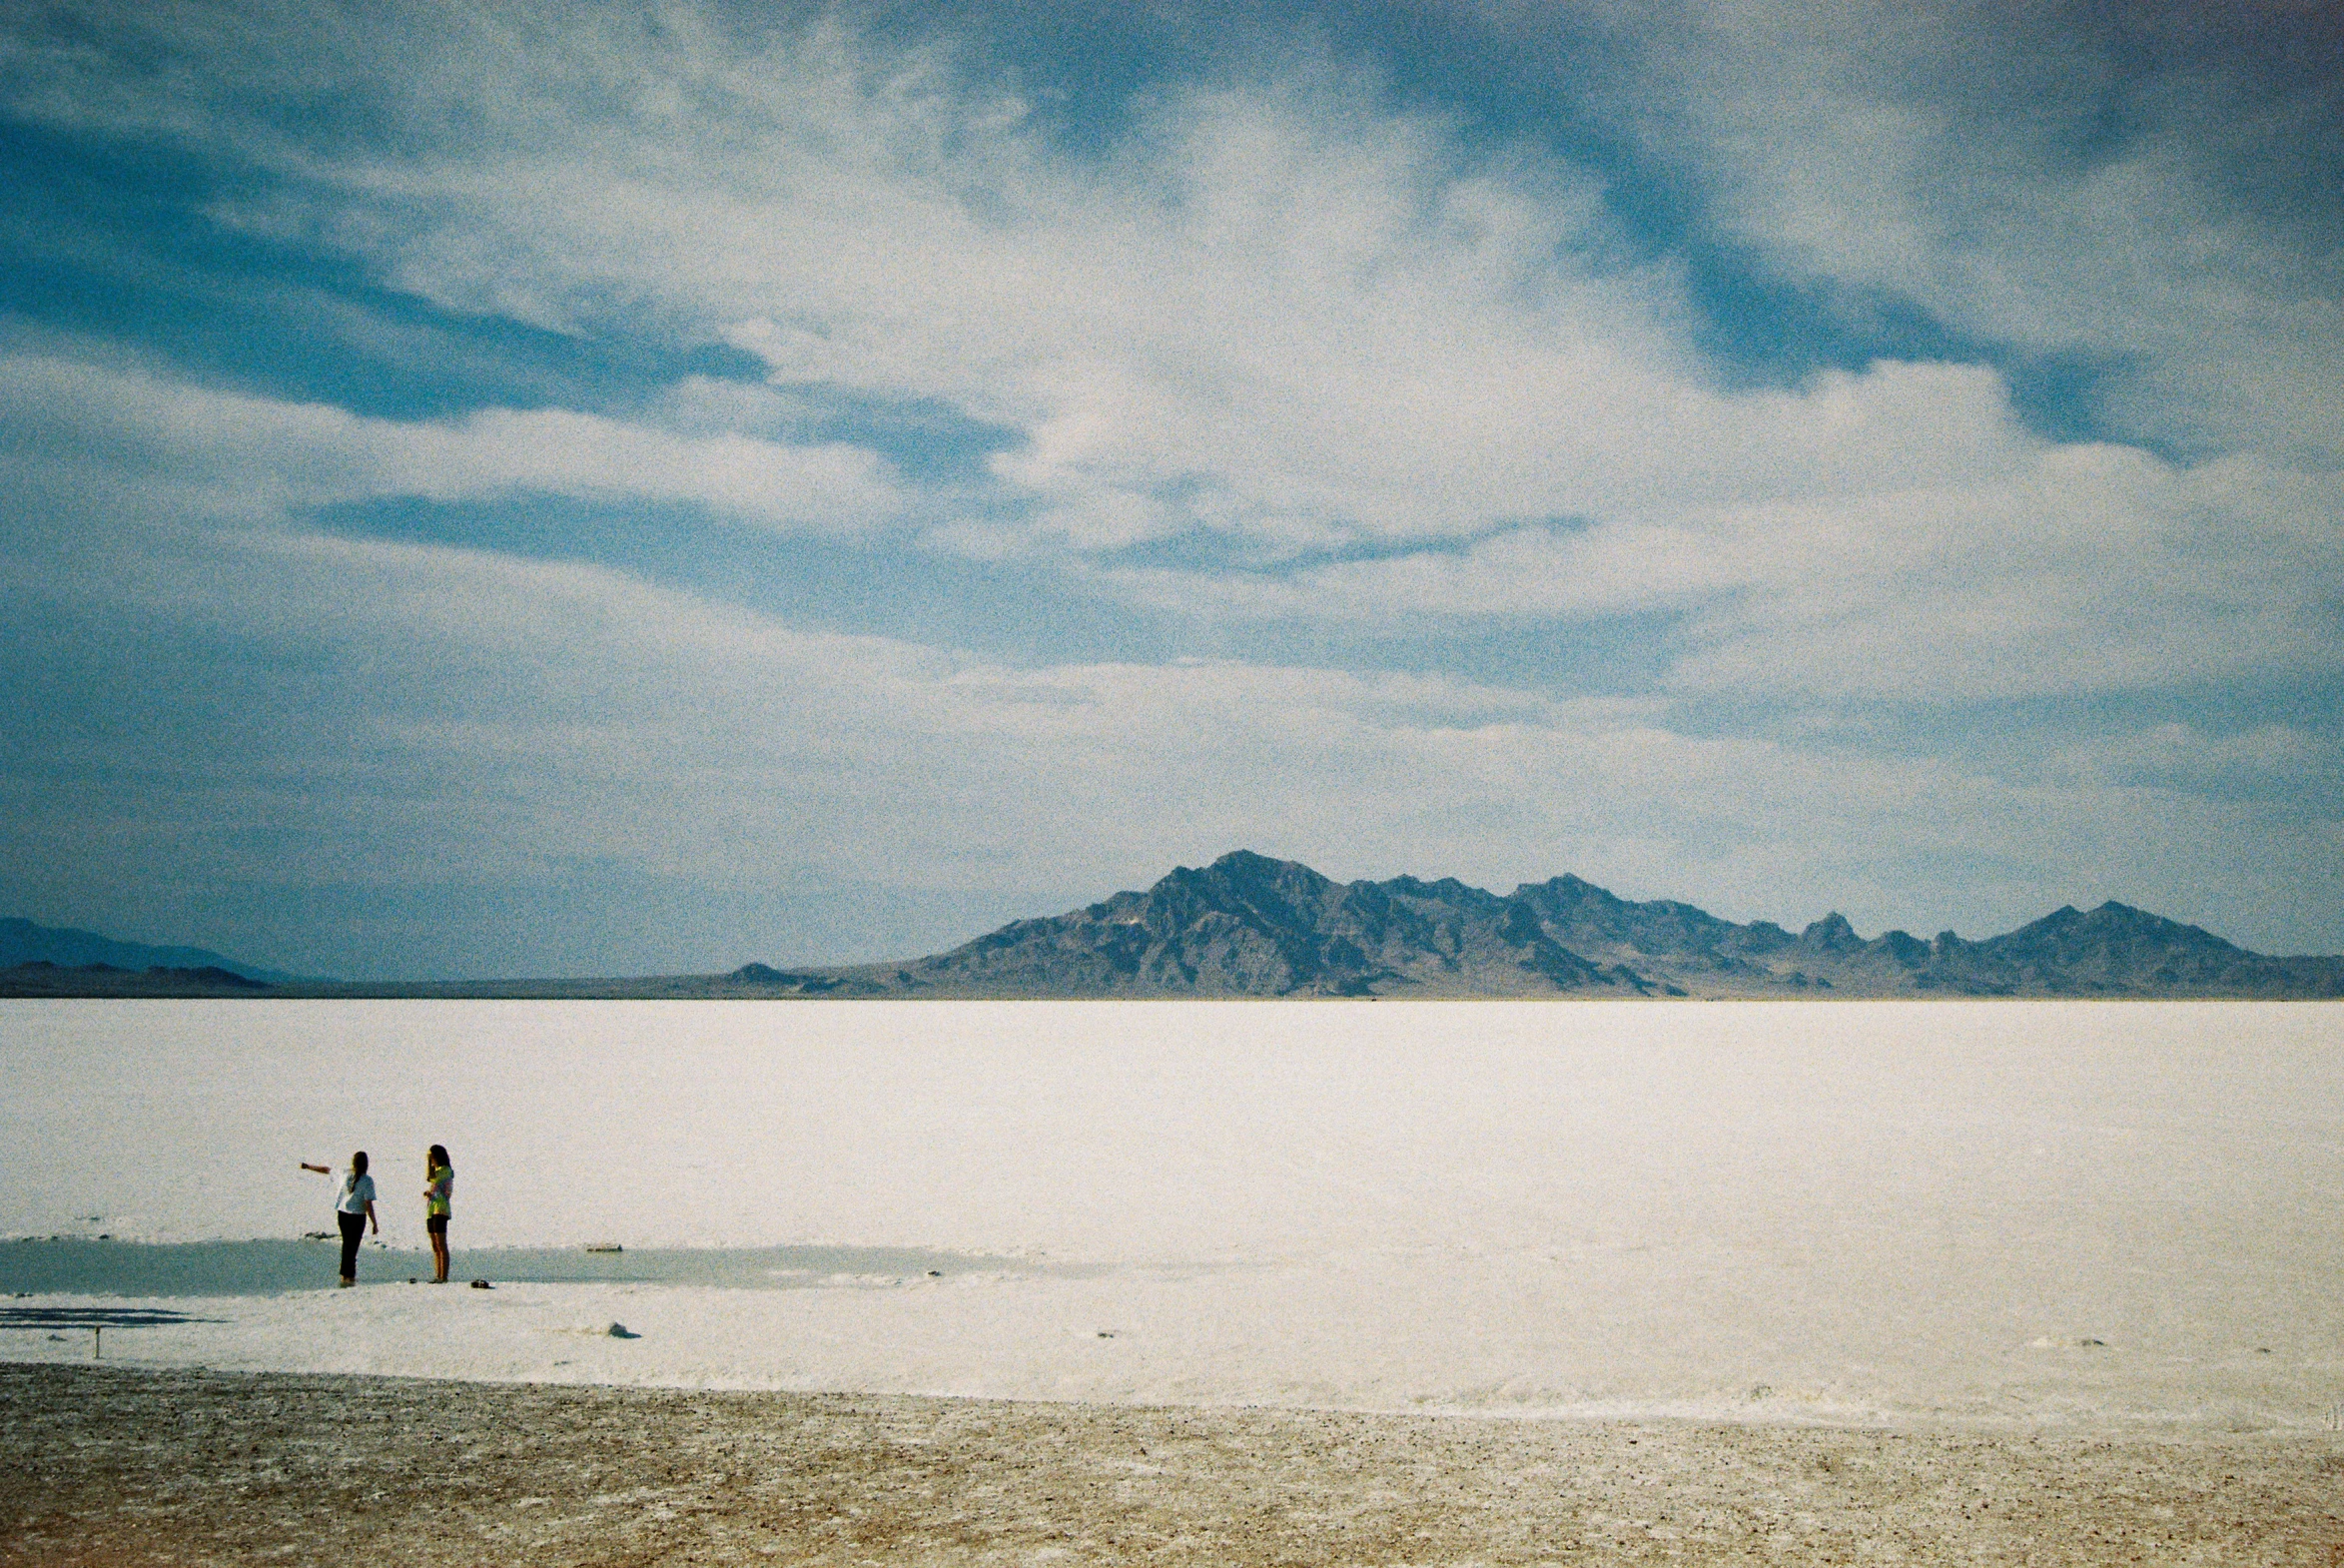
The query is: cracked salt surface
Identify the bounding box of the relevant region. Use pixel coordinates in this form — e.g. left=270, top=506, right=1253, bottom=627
left=2, top=998, right=2340, bottom=1431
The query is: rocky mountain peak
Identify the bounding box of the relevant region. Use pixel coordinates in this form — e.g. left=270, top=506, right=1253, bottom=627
left=1800, top=913, right=1863, bottom=952
left=801, top=854, right=2341, bottom=1000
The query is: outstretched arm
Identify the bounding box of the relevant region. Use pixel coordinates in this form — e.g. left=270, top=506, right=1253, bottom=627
left=300, top=1162, right=330, bottom=1175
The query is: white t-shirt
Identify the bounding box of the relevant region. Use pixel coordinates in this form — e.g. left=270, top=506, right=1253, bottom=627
left=336, top=1173, right=377, bottom=1214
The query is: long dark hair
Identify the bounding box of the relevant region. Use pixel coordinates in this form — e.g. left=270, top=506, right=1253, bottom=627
left=351, top=1151, right=369, bottom=1176
left=428, top=1144, right=449, bottom=1171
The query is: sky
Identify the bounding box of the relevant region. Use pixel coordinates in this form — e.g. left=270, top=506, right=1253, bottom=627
left=1, top=0, right=2339, bottom=980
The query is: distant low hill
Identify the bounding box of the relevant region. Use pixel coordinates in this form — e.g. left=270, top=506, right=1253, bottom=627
left=0, top=917, right=301, bottom=993
left=728, top=851, right=2344, bottom=1000
left=0, top=960, right=272, bottom=996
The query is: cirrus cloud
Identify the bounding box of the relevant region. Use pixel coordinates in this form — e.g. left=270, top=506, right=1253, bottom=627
left=1, top=0, right=2338, bottom=970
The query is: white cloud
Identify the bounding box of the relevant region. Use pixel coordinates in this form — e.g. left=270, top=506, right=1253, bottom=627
left=1663, top=445, right=2344, bottom=701
left=0, top=6, right=2053, bottom=540
left=2055, top=722, right=2339, bottom=804
left=0, top=351, right=906, bottom=530
left=1111, top=440, right=2344, bottom=703
left=3, top=4, right=2334, bottom=715
left=1509, top=0, right=2344, bottom=460
left=9, top=473, right=2338, bottom=952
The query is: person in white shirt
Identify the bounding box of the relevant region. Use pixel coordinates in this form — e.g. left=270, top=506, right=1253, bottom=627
left=301, top=1151, right=379, bottom=1285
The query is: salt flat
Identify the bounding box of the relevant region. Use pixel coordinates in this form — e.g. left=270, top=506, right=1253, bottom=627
left=11, top=1363, right=2343, bottom=1568
left=3, top=999, right=2340, bottom=1432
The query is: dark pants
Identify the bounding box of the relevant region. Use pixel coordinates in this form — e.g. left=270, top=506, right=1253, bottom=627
left=337, top=1210, right=365, bottom=1279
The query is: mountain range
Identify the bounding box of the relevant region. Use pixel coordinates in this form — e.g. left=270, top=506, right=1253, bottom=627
left=731, top=851, right=2344, bottom=1000
left=8, top=853, right=2341, bottom=999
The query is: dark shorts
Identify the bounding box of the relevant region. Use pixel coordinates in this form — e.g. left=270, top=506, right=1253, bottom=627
left=425, top=1214, right=448, bottom=1235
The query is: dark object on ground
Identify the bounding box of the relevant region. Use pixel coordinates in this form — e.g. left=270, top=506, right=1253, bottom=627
left=468, top=1279, right=491, bottom=1289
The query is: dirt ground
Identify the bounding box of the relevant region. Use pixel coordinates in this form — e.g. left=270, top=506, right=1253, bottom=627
left=4, top=1363, right=2342, bottom=1566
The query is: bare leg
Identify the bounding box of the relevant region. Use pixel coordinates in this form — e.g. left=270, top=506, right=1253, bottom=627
left=430, top=1230, right=449, bottom=1283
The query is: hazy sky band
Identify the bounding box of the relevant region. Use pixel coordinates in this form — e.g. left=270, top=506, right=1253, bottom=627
left=2, top=0, right=2338, bottom=978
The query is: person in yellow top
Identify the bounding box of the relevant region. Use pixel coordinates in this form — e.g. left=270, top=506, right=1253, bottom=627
left=423, top=1145, right=454, bottom=1284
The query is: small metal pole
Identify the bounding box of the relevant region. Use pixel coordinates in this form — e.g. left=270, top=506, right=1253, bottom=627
left=93, top=1325, right=101, bottom=1359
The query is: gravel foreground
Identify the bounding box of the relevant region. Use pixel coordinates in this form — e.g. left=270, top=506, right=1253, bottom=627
left=5, top=1364, right=2343, bottom=1566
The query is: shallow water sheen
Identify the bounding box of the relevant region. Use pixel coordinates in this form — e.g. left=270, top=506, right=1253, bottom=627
left=0, top=1237, right=1034, bottom=1297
